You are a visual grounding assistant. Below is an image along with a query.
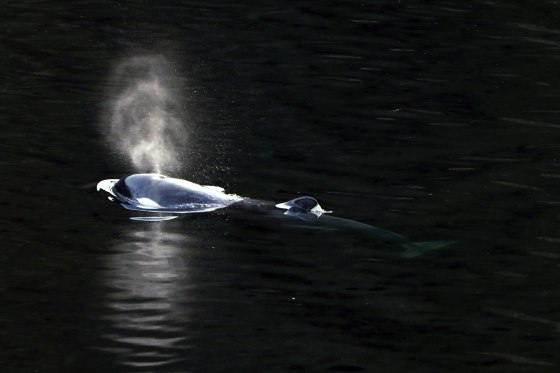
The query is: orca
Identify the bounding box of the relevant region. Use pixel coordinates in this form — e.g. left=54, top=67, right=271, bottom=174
left=97, top=173, right=454, bottom=258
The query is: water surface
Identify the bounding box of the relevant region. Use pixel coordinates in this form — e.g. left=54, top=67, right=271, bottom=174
left=2, top=1, right=560, bottom=372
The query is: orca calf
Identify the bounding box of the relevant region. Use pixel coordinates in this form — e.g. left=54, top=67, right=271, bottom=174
left=97, top=173, right=453, bottom=258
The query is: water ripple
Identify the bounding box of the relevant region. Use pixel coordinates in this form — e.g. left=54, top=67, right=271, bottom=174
left=97, top=223, right=192, bottom=369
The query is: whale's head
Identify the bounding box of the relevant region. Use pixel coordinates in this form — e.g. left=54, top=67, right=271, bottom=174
left=96, top=174, right=163, bottom=208
left=97, top=173, right=244, bottom=213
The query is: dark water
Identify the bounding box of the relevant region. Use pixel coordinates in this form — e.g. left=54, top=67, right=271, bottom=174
left=3, top=0, right=560, bottom=371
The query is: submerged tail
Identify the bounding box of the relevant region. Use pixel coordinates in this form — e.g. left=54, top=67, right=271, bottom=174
left=303, top=215, right=455, bottom=258
left=399, top=241, right=456, bottom=259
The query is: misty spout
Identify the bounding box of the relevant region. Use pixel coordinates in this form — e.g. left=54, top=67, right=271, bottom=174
left=105, top=56, right=187, bottom=174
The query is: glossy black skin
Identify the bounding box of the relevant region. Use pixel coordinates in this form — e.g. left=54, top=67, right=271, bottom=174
left=111, top=174, right=321, bottom=217
left=102, top=174, right=453, bottom=258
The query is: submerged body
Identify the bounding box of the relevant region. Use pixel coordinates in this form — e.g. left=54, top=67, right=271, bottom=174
left=97, top=173, right=453, bottom=258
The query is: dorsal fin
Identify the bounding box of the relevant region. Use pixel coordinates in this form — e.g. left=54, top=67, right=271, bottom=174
left=275, top=196, right=331, bottom=218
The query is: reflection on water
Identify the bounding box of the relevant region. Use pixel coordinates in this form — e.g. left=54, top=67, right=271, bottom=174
left=98, top=223, right=191, bottom=369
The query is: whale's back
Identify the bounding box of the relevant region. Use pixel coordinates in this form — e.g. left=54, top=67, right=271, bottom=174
left=108, top=173, right=244, bottom=212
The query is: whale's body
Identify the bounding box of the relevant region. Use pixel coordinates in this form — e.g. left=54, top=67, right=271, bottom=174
left=97, top=173, right=454, bottom=258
